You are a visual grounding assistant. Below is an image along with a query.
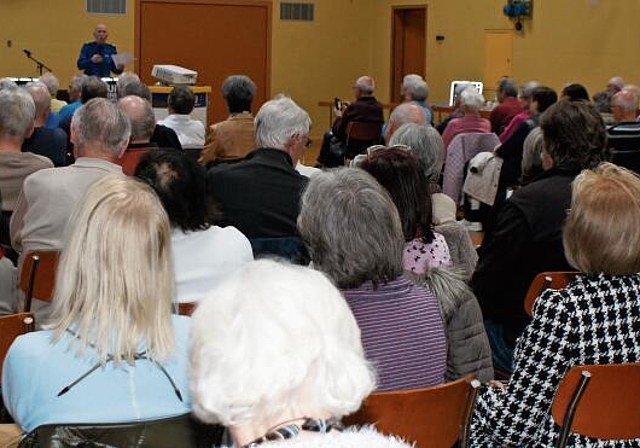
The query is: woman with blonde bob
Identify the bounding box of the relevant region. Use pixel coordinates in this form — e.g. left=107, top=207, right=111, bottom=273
left=190, top=259, right=411, bottom=448
left=471, top=162, right=640, bottom=447
left=2, top=175, right=191, bottom=434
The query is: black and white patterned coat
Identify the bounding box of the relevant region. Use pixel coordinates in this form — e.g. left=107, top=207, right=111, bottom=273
left=471, top=273, right=640, bottom=447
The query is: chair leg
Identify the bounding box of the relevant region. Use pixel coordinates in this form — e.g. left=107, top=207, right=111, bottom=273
left=24, top=255, right=40, bottom=313
left=555, top=370, right=591, bottom=448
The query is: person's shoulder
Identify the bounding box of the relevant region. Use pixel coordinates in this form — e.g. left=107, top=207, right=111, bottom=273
left=6, top=330, right=55, bottom=361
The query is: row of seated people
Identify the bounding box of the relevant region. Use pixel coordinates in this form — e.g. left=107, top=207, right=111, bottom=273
left=0, top=71, right=639, bottom=446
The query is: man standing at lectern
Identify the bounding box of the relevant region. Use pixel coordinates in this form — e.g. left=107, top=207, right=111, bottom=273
left=77, top=24, right=124, bottom=77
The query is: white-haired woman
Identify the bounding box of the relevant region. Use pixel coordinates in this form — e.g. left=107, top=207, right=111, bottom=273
left=441, top=88, right=491, bottom=149
left=2, top=175, right=191, bottom=434
left=190, top=259, right=412, bottom=448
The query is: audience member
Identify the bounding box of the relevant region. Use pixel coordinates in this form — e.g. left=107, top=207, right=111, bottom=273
left=489, top=78, right=523, bottom=134
left=135, top=150, right=253, bottom=303
left=190, top=259, right=411, bottom=448
left=3, top=175, right=190, bottom=434
left=200, top=75, right=257, bottom=165
left=115, top=71, right=140, bottom=99
left=121, top=81, right=183, bottom=151
left=472, top=100, right=610, bottom=373
left=208, top=96, right=309, bottom=241
left=561, top=82, right=590, bottom=102
left=22, top=83, right=68, bottom=166
left=442, top=89, right=491, bottom=149
left=499, top=80, right=540, bottom=142
left=384, top=102, right=426, bottom=143
left=298, top=168, right=447, bottom=390
left=117, top=95, right=158, bottom=175
left=520, top=127, right=544, bottom=183
left=11, top=98, right=129, bottom=305
left=56, top=75, right=86, bottom=126
left=39, top=72, right=67, bottom=113
left=158, top=86, right=205, bottom=149
left=592, top=90, right=615, bottom=125
left=59, top=76, right=109, bottom=146
left=317, top=75, right=383, bottom=167
left=436, top=82, right=472, bottom=135
left=606, top=75, right=625, bottom=95
left=0, top=88, right=52, bottom=215
left=471, top=162, right=640, bottom=447
left=390, top=123, right=479, bottom=280
left=401, top=74, right=433, bottom=125
left=607, top=88, right=640, bottom=152
left=360, top=147, right=452, bottom=273
left=0, top=78, right=18, bottom=92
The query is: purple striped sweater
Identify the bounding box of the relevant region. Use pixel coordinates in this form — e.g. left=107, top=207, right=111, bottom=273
left=341, top=277, right=447, bottom=391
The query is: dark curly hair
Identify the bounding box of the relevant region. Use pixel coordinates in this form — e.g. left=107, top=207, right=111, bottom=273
left=135, top=149, right=220, bottom=232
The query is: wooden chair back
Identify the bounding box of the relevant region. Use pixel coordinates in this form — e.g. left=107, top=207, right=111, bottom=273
left=117, top=148, right=148, bottom=176
left=18, top=250, right=60, bottom=312
left=551, top=363, right=640, bottom=447
left=343, top=375, right=480, bottom=448
left=524, top=271, right=577, bottom=317
left=0, top=313, right=35, bottom=381
left=345, top=121, right=382, bottom=147
left=177, top=302, right=196, bottom=316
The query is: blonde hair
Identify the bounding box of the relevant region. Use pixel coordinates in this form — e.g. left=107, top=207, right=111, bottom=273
left=564, top=162, right=640, bottom=274
left=50, top=174, right=175, bottom=364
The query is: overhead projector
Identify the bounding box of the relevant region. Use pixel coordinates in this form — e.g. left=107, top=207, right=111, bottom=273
left=151, top=64, right=198, bottom=85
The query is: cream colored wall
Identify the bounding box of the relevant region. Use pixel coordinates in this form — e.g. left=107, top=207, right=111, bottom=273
left=0, top=1, right=134, bottom=88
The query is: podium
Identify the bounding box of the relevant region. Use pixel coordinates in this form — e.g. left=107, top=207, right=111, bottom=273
left=149, top=85, right=212, bottom=127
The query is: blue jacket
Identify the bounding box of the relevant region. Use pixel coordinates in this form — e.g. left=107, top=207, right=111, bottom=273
left=77, top=41, right=123, bottom=77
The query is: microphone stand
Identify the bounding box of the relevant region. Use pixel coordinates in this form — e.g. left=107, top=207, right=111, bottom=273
left=22, top=49, right=53, bottom=76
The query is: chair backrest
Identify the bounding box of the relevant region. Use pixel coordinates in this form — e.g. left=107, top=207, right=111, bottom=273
left=524, top=271, right=577, bottom=317
left=345, top=121, right=383, bottom=158
left=177, top=302, right=196, bottom=316
left=551, top=363, right=640, bottom=447
left=18, top=413, right=225, bottom=448
left=18, top=250, right=60, bottom=312
left=343, top=375, right=480, bottom=448
left=0, top=313, right=35, bottom=382
left=117, top=148, right=148, bottom=176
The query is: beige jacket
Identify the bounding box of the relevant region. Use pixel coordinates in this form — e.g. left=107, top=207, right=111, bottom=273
left=199, top=112, right=256, bottom=164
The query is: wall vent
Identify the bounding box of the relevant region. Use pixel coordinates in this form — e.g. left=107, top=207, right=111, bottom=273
left=280, top=2, right=314, bottom=21
left=86, top=0, right=127, bottom=15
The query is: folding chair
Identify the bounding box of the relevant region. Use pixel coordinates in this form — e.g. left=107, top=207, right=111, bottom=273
left=523, top=271, right=578, bottom=317
left=18, top=250, right=60, bottom=313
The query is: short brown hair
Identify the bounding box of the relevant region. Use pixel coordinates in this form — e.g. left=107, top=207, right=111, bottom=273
left=563, top=162, right=640, bottom=274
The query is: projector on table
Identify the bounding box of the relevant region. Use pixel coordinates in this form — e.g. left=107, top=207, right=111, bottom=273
left=151, top=65, right=198, bottom=85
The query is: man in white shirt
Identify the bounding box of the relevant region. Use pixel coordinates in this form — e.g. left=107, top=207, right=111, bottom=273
left=158, top=86, right=205, bottom=149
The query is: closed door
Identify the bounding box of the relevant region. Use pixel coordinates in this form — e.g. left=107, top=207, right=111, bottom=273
left=136, top=0, right=271, bottom=125
left=483, top=30, right=513, bottom=101
left=391, top=7, right=427, bottom=104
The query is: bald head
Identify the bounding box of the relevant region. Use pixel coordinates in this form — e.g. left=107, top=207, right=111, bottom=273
left=385, top=103, right=426, bottom=143
left=354, top=76, right=375, bottom=97
left=93, top=24, right=108, bottom=44
left=607, top=76, right=625, bottom=95
left=118, top=95, right=155, bottom=143
left=612, top=89, right=639, bottom=122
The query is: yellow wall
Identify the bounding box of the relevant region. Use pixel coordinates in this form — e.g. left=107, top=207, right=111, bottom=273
left=0, top=1, right=135, bottom=86
left=2, top=0, right=640, bottom=134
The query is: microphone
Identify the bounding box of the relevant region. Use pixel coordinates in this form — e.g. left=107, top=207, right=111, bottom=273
left=23, top=49, right=31, bottom=57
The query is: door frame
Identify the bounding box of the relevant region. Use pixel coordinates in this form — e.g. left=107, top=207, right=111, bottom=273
left=390, top=4, right=427, bottom=104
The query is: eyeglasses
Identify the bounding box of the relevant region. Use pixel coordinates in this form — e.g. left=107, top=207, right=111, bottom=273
left=366, top=144, right=412, bottom=156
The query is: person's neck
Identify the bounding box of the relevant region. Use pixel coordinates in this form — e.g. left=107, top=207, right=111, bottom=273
left=34, top=116, right=47, bottom=127
left=0, top=137, right=23, bottom=152
left=75, top=146, right=117, bottom=163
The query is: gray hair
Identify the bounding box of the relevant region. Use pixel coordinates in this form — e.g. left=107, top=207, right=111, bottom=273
left=116, top=72, right=141, bottom=99
left=0, top=78, right=18, bottom=92
left=27, top=82, right=52, bottom=119
left=403, top=74, right=429, bottom=101
left=222, top=75, right=256, bottom=113
left=255, top=96, right=310, bottom=149
left=498, top=78, right=518, bottom=97
left=118, top=95, right=155, bottom=141
left=69, top=75, right=87, bottom=94
left=298, top=168, right=404, bottom=289
left=521, top=127, right=544, bottom=180
left=355, top=76, right=375, bottom=95
left=39, top=72, right=60, bottom=95
left=390, top=123, right=445, bottom=182
left=460, top=88, right=485, bottom=112
left=520, top=81, right=541, bottom=100
left=0, top=88, right=35, bottom=138
left=71, top=98, right=131, bottom=156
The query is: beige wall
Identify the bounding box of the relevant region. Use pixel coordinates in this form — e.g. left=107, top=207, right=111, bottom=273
left=2, top=0, right=640, bottom=133
left=0, top=1, right=134, bottom=88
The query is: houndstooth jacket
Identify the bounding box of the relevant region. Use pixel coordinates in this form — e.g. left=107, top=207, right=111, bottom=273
left=470, top=273, right=640, bottom=447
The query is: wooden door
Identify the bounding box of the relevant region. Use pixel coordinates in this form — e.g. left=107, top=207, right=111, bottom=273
left=136, top=0, right=271, bottom=125
left=483, top=30, right=513, bottom=102
left=391, top=6, right=427, bottom=104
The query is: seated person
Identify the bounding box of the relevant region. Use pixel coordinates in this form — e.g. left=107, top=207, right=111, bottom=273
left=117, top=95, right=160, bottom=174
left=317, top=76, right=384, bottom=167
left=200, top=75, right=257, bottom=165
left=135, top=149, right=253, bottom=303
left=190, top=259, right=412, bottom=448
left=498, top=80, right=540, bottom=142
left=471, top=163, right=640, bottom=447
left=560, top=82, right=590, bottom=102
left=2, top=175, right=191, bottom=434
left=489, top=78, right=523, bottom=135
left=607, top=88, right=640, bottom=152
left=400, top=73, right=433, bottom=125
left=298, top=168, right=447, bottom=390
left=441, top=89, right=491, bottom=150
left=157, top=86, right=205, bottom=149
